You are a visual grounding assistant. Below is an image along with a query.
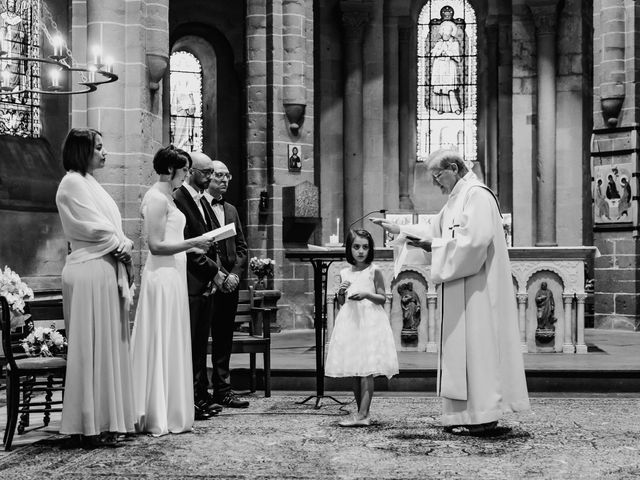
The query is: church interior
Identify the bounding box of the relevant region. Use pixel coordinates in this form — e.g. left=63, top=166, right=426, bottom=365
left=0, top=0, right=637, bottom=350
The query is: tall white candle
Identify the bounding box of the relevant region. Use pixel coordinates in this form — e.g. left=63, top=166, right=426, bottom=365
left=336, top=218, right=340, bottom=236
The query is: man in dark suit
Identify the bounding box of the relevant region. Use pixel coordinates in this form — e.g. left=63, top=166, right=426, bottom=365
left=204, top=160, right=249, bottom=408
left=173, top=151, right=225, bottom=419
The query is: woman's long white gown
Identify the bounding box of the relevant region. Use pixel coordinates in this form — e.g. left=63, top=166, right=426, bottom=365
left=131, top=185, right=194, bottom=436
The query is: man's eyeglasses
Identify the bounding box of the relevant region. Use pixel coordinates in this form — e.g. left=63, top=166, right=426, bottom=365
left=192, top=167, right=214, bottom=177
left=213, top=172, right=232, bottom=180
left=431, top=169, right=449, bottom=182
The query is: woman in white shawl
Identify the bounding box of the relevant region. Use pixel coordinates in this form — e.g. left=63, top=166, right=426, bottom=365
left=56, top=128, right=136, bottom=447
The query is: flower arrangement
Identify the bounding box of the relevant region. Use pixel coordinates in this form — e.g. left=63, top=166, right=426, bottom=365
left=21, top=324, right=67, bottom=357
left=249, top=257, right=275, bottom=287
left=0, top=266, right=34, bottom=314
left=0, top=266, right=34, bottom=329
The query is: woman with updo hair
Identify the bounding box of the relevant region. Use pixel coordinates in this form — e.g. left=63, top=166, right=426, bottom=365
left=130, top=145, right=213, bottom=436
left=56, top=128, right=136, bottom=447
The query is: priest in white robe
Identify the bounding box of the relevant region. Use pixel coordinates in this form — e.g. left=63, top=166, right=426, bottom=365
left=372, top=149, right=529, bottom=434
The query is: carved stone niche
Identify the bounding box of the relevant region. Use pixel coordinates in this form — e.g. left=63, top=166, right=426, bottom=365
left=390, top=271, right=428, bottom=351
left=282, top=181, right=320, bottom=246
left=526, top=271, right=564, bottom=353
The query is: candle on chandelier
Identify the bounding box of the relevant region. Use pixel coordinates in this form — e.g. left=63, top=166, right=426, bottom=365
left=104, top=57, right=113, bottom=74
left=87, top=64, right=97, bottom=83
left=51, top=35, right=63, bottom=58
left=92, top=45, right=102, bottom=67
left=49, top=68, right=60, bottom=88
left=1, top=67, right=10, bottom=88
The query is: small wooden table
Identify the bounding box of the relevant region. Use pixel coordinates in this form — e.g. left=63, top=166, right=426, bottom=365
left=285, top=247, right=393, bottom=408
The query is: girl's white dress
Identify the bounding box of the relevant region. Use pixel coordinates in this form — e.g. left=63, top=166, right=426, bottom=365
left=325, top=264, right=399, bottom=379
left=130, top=185, right=194, bottom=436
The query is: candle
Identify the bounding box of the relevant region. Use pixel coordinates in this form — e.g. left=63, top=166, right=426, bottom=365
left=87, top=64, right=97, bottom=83
left=336, top=218, right=340, bottom=236
left=52, top=35, right=63, bottom=57
left=49, top=68, right=60, bottom=88
left=92, top=45, right=102, bottom=67
left=1, top=66, right=10, bottom=88
left=104, top=57, right=113, bottom=73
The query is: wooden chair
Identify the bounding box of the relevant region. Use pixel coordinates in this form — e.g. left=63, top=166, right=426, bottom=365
left=229, top=287, right=276, bottom=397
left=0, top=295, right=66, bottom=451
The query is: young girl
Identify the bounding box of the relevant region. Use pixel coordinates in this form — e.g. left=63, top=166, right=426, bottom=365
left=325, top=229, right=399, bottom=427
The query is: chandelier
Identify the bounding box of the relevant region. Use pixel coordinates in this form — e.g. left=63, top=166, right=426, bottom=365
left=0, top=0, right=118, bottom=96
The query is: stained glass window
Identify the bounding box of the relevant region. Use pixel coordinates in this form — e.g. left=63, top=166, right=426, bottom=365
left=417, top=1, right=477, bottom=163
left=0, top=0, right=41, bottom=137
left=170, top=51, right=203, bottom=152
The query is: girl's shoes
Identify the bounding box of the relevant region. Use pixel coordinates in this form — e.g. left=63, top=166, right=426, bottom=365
left=338, top=415, right=371, bottom=427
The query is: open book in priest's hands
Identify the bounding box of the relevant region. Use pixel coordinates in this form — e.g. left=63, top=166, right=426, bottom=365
left=202, top=222, right=236, bottom=242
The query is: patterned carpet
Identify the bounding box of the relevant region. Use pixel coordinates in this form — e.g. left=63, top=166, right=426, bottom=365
left=0, top=395, right=639, bottom=479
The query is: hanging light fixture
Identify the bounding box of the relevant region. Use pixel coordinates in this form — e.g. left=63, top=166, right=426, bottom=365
left=0, top=0, right=117, bottom=96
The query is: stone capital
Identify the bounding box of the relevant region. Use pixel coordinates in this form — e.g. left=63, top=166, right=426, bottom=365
left=340, top=0, right=373, bottom=39
left=516, top=293, right=528, bottom=304
left=527, top=1, right=559, bottom=35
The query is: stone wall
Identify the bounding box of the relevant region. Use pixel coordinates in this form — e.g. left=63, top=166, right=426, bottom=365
left=591, top=0, right=640, bottom=331
left=245, top=0, right=316, bottom=330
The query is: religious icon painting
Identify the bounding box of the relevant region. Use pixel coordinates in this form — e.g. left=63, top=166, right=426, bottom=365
left=287, top=144, right=302, bottom=172
left=593, top=163, right=634, bottom=224
left=383, top=212, right=414, bottom=247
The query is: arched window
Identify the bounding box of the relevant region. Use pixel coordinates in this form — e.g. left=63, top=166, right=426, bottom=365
left=0, top=0, right=41, bottom=137
left=417, top=1, right=477, bottom=163
left=170, top=51, right=203, bottom=152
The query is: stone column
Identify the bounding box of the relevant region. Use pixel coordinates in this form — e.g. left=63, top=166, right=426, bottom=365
left=282, top=0, right=307, bottom=134
left=517, top=293, right=528, bottom=353
left=398, top=17, right=414, bottom=209
left=82, top=0, right=167, bottom=290
left=383, top=14, right=400, bottom=210
left=245, top=0, right=269, bottom=255
left=340, top=1, right=372, bottom=231
left=599, top=0, right=625, bottom=127
left=528, top=1, right=559, bottom=247
left=426, top=293, right=438, bottom=353
left=575, top=293, right=588, bottom=354
left=562, top=293, right=575, bottom=353
left=485, top=19, right=499, bottom=192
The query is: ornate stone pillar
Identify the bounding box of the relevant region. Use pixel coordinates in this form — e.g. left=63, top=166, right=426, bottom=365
left=575, top=293, right=588, bottom=354
left=341, top=1, right=372, bottom=231
left=426, top=293, right=438, bottom=353
left=562, top=293, right=575, bottom=353
left=398, top=17, right=414, bottom=209
left=517, top=293, right=528, bottom=353
left=528, top=1, right=559, bottom=247
left=599, top=0, right=626, bottom=127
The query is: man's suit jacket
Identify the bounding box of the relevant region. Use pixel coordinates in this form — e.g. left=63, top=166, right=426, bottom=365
left=174, top=185, right=220, bottom=296
left=207, top=199, right=247, bottom=278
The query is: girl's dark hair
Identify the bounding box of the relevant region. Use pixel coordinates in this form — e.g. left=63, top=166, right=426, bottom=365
left=153, top=145, right=192, bottom=177
left=62, top=128, right=102, bottom=175
left=345, top=229, right=375, bottom=265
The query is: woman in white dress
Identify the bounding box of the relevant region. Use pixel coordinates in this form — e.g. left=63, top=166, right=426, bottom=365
left=130, top=146, right=212, bottom=436
left=56, top=128, right=136, bottom=447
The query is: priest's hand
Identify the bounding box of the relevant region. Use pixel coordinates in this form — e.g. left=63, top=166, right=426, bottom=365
left=369, top=217, right=400, bottom=234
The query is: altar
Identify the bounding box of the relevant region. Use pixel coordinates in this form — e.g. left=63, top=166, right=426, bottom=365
left=324, top=247, right=598, bottom=355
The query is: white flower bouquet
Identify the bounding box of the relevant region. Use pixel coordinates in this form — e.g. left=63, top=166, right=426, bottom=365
left=0, top=266, right=34, bottom=329
left=249, top=257, right=275, bottom=287
left=20, top=324, right=68, bottom=357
